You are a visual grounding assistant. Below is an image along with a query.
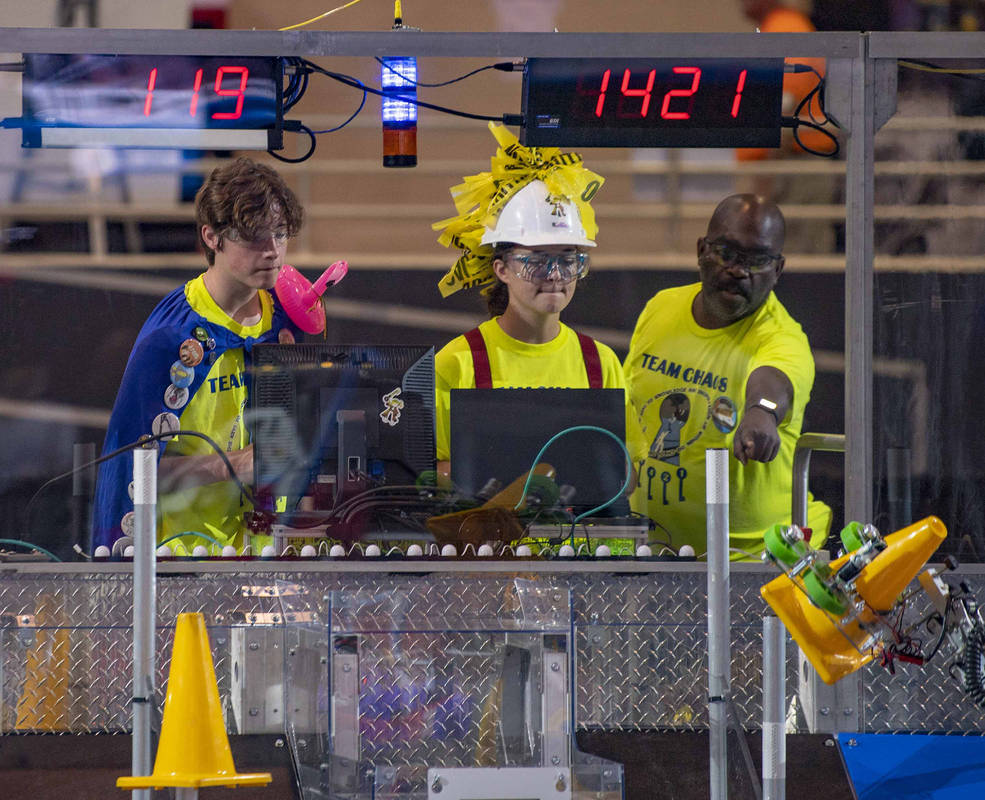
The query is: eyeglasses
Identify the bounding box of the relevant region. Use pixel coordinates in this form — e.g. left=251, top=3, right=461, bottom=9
left=508, top=251, right=589, bottom=283
left=705, top=240, right=780, bottom=273
left=223, top=228, right=290, bottom=247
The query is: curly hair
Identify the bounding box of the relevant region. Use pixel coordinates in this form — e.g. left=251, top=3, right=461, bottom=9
left=195, top=157, right=304, bottom=266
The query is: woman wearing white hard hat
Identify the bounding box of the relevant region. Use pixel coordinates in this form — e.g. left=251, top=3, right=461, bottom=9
left=432, top=123, right=644, bottom=480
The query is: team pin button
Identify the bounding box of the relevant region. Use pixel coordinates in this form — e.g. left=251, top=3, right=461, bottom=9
left=151, top=411, right=180, bottom=441
left=179, top=338, right=204, bottom=367
left=170, top=360, right=194, bottom=389
left=164, top=383, right=189, bottom=410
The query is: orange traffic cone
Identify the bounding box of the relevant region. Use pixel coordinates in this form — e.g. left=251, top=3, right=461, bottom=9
left=117, top=612, right=272, bottom=790
left=16, top=593, right=71, bottom=731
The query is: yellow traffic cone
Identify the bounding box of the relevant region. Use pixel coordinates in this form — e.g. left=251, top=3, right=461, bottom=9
left=761, top=516, right=948, bottom=685
left=117, top=612, right=272, bottom=790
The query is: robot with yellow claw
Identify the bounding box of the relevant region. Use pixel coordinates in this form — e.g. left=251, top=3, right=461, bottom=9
left=760, top=516, right=985, bottom=707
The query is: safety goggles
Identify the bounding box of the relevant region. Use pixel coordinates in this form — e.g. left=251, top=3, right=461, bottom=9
left=508, top=251, right=590, bottom=283
left=705, top=240, right=781, bottom=273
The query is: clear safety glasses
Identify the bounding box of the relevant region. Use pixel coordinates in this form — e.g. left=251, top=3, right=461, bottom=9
left=705, top=240, right=781, bottom=273
left=508, top=251, right=590, bottom=284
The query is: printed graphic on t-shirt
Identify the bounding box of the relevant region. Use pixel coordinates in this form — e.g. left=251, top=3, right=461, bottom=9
left=649, top=393, right=690, bottom=465
left=711, top=395, right=737, bottom=433
left=636, top=385, right=737, bottom=507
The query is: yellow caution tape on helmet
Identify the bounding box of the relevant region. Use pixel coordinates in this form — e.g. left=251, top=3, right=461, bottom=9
left=434, top=122, right=604, bottom=298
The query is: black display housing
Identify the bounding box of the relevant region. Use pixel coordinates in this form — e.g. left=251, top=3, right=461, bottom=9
left=522, top=57, right=784, bottom=148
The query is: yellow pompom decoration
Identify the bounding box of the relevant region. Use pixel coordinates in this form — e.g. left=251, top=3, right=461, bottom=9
left=433, top=122, right=604, bottom=298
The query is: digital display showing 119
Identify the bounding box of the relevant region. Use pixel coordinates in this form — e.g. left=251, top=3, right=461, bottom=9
left=522, top=57, right=784, bottom=148
left=22, top=54, right=281, bottom=132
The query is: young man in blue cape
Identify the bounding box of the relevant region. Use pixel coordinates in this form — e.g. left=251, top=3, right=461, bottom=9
left=93, top=157, right=304, bottom=554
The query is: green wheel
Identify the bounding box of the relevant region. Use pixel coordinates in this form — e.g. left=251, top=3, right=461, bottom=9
left=524, top=474, right=560, bottom=508
left=840, top=521, right=865, bottom=553
left=764, top=524, right=805, bottom=567
left=803, top=568, right=848, bottom=616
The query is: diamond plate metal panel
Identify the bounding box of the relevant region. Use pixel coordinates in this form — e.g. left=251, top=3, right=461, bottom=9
left=331, top=577, right=569, bottom=634
left=576, top=622, right=707, bottom=730
left=861, top=573, right=985, bottom=733
left=2, top=566, right=984, bottom=738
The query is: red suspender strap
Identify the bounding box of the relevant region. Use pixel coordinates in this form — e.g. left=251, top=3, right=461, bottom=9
left=464, top=327, right=493, bottom=389
left=576, top=332, right=604, bottom=389
left=467, top=326, right=601, bottom=389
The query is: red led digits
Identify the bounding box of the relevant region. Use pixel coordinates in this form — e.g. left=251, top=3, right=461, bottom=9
left=143, top=64, right=250, bottom=120
left=660, top=67, right=701, bottom=120
left=580, top=61, right=767, bottom=131
left=592, top=65, right=709, bottom=120
left=594, top=69, right=611, bottom=118
left=211, top=66, right=249, bottom=120
left=143, top=67, right=157, bottom=116
left=189, top=68, right=204, bottom=116
left=731, top=69, right=747, bottom=118
left=620, top=68, right=656, bottom=117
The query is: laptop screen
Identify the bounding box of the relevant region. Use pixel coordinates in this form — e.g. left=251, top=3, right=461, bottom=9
left=449, top=388, right=629, bottom=515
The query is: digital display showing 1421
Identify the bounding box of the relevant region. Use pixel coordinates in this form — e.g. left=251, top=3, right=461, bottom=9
left=522, top=57, right=784, bottom=148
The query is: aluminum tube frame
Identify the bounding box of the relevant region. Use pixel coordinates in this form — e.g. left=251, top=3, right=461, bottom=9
left=0, top=26, right=906, bottom=535
left=131, top=449, right=157, bottom=800
left=870, top=31, right=985, bottom=58
left=706, top=448, right=730, bottom=800
left=762, top=615, right=786, bottom=800
left=789, top=433, right=861, bottom=737
left=845, top=50, right=876, bottom=525
left=23, top=28, right=985, bottom=60
left=0, top=28, right=862, bottom=58
left=791, top=433, right=846, bottom=528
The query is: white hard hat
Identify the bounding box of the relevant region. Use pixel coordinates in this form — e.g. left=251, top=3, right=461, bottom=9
left=480, top=179, right=596, bottom=248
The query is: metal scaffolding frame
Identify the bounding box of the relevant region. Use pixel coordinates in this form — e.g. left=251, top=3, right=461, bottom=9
left=6, top=26, right=984, bottom=527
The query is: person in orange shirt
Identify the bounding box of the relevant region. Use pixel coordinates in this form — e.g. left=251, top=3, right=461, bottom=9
left=736, top=0, right=834, bottom=252
left=738, top=0, right=827, bottom=160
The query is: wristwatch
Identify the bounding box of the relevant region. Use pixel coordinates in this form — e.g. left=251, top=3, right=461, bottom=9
left=750, top=397, right=780, bottom=424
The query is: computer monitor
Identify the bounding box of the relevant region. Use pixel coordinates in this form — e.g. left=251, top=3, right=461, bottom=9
left=249, top=343, right=435, bottom=514
left=449, top=388, right=629, bottom=515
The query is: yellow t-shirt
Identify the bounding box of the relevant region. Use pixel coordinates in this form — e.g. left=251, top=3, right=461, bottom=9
left=623, top=283, right=831, bottom=558
left=435, top=317, right=643, bottom=463
left=158, top=276, right=274, bottom=551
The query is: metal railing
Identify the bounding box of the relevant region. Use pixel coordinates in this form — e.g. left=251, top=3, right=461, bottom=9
left=792, top=432, right=846, bottom=529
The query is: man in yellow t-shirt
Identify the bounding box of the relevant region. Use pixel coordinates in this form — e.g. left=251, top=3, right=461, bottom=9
left=624, top=194, right=830, bottom=559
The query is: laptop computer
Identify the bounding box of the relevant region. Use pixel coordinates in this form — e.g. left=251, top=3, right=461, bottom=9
left=449, top=388, right=630, bottom=516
